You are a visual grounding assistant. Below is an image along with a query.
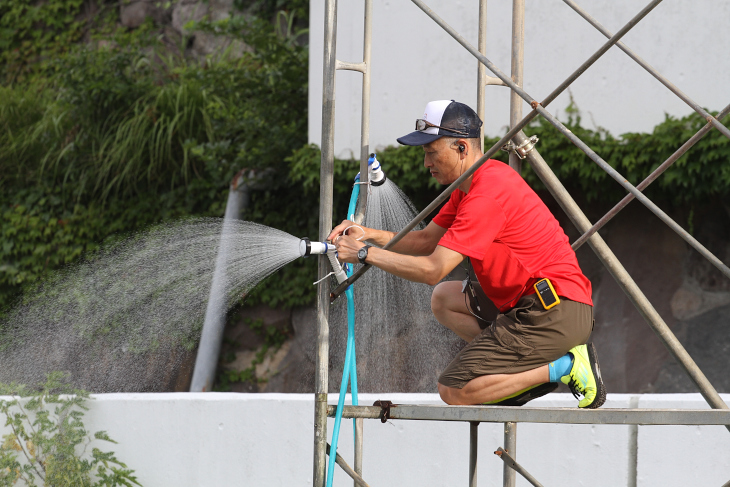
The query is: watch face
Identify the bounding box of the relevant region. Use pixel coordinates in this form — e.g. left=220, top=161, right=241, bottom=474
left=358, top=246, right=368, bottom=262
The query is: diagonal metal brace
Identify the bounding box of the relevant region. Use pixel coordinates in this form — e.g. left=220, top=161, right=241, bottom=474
left=326, top=442, right=371, bottom=487
left=495, top=447, right=545, bottom=487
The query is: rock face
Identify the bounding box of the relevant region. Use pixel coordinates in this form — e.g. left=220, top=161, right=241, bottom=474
left=119, top=0, right=250, bottom=59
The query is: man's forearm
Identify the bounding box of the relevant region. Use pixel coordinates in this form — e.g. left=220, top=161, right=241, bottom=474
left=365, top=247, right=442, bottom=285
left=365, top=228, right=435, bottom=256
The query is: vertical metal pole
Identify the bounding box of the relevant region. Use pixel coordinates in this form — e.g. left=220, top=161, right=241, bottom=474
left=354, top=418, right=364, bottom=485
left=469, top=422, right=479, bottom=487
left=354, top=0, right=373, bottom=224
left=503, top=422, right=517, bottom=487
left=353, top=1, right=373, bottom=480
left=315, top=1, right=338, bottom=485
left=508, top=0, right=524, bottom=173
left=476, top=0, right=487, bottom=153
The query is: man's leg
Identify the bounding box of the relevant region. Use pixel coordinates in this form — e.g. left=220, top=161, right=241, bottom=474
left=438, top=365, right=549, bottom=405
left=431, top=281, right=482, bottom=342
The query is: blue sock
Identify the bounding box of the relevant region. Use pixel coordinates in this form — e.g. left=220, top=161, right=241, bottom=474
left=548, top=353, right=573, bottom=383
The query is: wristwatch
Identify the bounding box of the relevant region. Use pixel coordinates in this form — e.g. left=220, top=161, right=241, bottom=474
left=357, top=245, right=371, bottom=264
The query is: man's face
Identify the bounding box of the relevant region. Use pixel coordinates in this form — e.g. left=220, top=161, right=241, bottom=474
left=423, top=138, right=461, bottom=185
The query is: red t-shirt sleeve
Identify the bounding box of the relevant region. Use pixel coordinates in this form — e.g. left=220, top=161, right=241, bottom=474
left=437, top=193, right=506, bottom=260
left=432, top=191, right=459, bottom=229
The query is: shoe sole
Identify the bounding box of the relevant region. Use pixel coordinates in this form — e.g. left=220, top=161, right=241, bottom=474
left=491, top=382, right=559, bottom=407
left=584, top=342, right=607, bottom=409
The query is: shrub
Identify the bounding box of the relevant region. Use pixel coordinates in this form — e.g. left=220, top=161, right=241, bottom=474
left=0, top=372, right=140, bottom=486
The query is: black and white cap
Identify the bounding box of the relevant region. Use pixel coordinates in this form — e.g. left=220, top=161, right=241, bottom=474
left=397, top=100, right=483, bottom=146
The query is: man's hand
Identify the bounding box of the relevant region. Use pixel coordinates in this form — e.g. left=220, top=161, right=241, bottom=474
left=333, top=234, right=365, bottom=264
left=327, top=220, right=369, bottom=242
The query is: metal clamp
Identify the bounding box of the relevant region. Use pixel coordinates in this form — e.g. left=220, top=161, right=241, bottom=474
left=373, top=400, right=393, bottom=423
left=501, top=135, right=539, bottom=159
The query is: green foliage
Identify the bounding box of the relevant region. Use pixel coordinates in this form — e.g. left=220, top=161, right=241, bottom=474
left=519, top=108, right=730, bottom=206
left=0, top=10, right=308, bottom=312
left=0, top=372, right=140, bottom=486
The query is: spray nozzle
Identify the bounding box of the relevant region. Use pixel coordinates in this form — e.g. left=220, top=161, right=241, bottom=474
left=299, top=237, right=337, bottom=257
left=301, top=238, right=348, bottom=285
left=368, top=153, right=386, bottom=186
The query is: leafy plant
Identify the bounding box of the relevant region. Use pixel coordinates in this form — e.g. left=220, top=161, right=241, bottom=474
left=0, top=372, right=140, bottom=486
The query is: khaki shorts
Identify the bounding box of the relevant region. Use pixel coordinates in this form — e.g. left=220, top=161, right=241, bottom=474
left=438, top=294, right=593, bottom=389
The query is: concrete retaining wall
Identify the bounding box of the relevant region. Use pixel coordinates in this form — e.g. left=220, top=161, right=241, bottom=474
left=9, top=392, right=723, bottom=486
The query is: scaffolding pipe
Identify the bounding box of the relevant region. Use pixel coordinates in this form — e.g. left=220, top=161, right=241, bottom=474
left=495, top=448, right=545, bottom=487
left=326, top=443, right=371, bottom=487
left=353, top=0, right=373, bottom=225
left=515, top=131, right=730, bottom=426
left=476, top=0, right=487, bottom=153
left=469, top=422, right=478, bottom=487
left=331, top=0, right=659, bottom=299
left=572, top=102, right=730, bottom=250
left=562, top=0, right=730, bottom=143
left=508, top=0, right=525, bottom=174
left=503, top=422, right=517, bottom=487
left=315, top=0, right=338, bottom=484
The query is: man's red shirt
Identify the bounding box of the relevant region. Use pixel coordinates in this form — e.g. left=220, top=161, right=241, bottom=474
left=432, top=159, right=593, bottom=312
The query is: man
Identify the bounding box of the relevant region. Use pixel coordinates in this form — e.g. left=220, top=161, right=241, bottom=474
left=329, top=100, right=606, bottom=408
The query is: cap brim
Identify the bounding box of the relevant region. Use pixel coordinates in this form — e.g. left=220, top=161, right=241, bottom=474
left=396, top=131, right=443, bottom=146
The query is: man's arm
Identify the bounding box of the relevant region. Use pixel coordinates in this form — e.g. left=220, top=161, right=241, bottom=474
left=334, top=235, right=464, bottom=286
left=328, top=220, right=446, bottom=256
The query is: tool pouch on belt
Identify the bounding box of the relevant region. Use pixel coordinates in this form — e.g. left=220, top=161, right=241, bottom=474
left=462, top=258, right=493, bottom=329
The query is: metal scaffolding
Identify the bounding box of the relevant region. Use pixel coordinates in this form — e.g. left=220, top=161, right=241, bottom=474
left=315, top=1, right=730, bottom=485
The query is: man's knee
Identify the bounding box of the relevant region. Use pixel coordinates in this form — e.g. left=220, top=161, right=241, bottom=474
left=431, top=281, right=456, bottom=317
left=438, top=382, right=464, bottom=405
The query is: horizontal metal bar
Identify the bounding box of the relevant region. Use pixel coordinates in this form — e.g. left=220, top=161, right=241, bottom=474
left=572, top=101, right=730, bottom=250
left=326, top=442, right=371, bottom=487
left=562, top=0, right=730, bottom=142
left=533, top=103, right=730, bottom=282
left=486, top=76, right=507, bottom=86
left=336, top=60, right=367, bottom=73
left=328, top=404, right=730, bottom=426
left=495, top=448, right=544, bottom=487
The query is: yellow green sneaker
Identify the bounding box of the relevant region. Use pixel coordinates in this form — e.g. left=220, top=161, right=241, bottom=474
left=561, top=343, right=606, bottom=409
left=484, top=382, right=558, bottom=407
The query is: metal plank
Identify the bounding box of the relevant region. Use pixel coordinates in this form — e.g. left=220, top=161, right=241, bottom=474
left=328, top=404, right=730, bottom=426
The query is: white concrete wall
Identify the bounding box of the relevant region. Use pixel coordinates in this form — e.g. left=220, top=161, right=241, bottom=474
left=308, top=0, right=730, bottom=158
left=3, top=393, right=726, bottom=486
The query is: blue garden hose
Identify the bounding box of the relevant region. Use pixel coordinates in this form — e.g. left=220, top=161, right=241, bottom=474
left=325, top=174, right=361, bottom=487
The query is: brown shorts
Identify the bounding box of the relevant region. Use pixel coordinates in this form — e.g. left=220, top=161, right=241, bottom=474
left=438, top=294, right=593, bottom=389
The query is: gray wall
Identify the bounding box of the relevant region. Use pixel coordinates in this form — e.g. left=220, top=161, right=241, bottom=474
left=309, top=0, right=730, bottom=158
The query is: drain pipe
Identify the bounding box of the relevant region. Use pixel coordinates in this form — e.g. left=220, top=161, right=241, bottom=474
left=190, top=170, right=251, bottom=392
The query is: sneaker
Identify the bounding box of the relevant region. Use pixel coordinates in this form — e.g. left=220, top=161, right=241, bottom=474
left=561, top=343, right=606, bottom=409
left=484, top=382, right=558, bottom=407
